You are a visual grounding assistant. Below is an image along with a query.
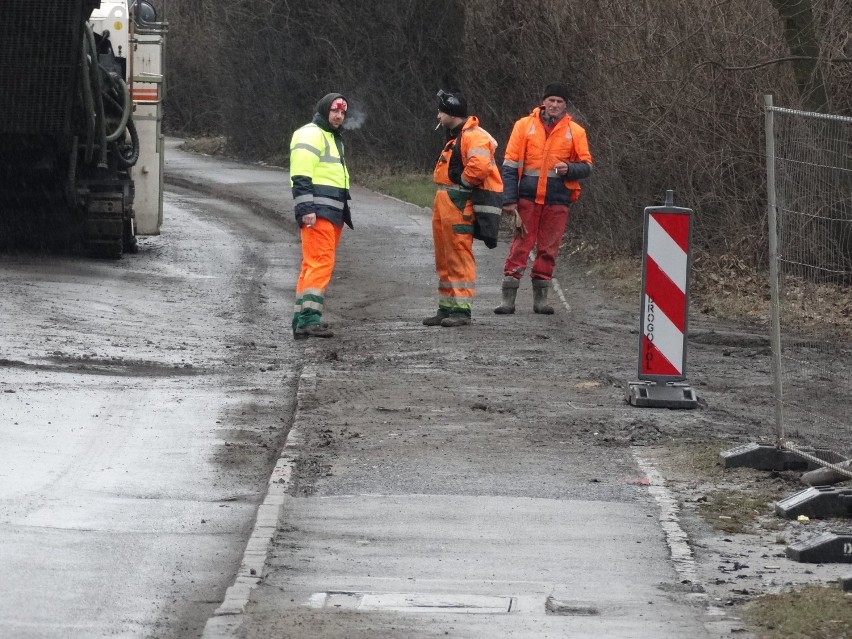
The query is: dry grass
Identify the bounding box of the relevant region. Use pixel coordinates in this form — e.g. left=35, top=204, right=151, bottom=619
left=573, top=244, right=852, bottom=338
left=357, top=172, right=435, bottom=209
left=744, top=586, right=852, bottom=639
left=566, top=242, right=642, bottom=302
left=571, top=243, right=772, bottom=324
left=690, top=250, right=771, bottom=324
left=181, top=136, right=228, bottom=157
left=647, top=438, right=776, bottom=534
left=656, top=437, right=734, bottom=480
left=696, top=490, right=777, bottom=535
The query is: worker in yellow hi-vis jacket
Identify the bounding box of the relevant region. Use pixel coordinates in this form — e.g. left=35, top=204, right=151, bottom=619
left=289, top=92, right=352, bottom=340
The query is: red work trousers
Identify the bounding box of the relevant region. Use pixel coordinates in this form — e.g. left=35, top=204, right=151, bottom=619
left=503, top=199, right=570, bottom=280
left=293, top=217, right=342, bottom=330
left=432, top=189, right=475, bottom=316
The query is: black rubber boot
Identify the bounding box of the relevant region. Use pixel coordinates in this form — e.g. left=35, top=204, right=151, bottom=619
left=532, top=279, right=555, bottom=315
left=294, top=324, right=334, bottom=339
left=493, top=277, right=520, bottom=314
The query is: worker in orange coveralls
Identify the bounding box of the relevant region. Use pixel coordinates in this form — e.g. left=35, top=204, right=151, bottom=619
left=494, top=82, right=593, bottom=315
left=289, top=92, right=352, bottom=340
left=423, top=89, right=503, bottom=328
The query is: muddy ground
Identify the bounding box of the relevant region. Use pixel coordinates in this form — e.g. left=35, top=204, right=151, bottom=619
left=161, top=141, right=852, bottom=637
left=287, top=235, right=852, bottom=607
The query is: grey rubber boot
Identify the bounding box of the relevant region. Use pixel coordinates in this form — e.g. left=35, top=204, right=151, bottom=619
left=532, top=279, right=555, bottom=314
left=493, top=277, right=520, bottom=314
left=440, top=315, right=471, bottom=327
left=422, top=311, right=449, bottom=326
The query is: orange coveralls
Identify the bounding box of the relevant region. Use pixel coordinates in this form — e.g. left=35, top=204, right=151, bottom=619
left=431, top=116, right=503, bottom=318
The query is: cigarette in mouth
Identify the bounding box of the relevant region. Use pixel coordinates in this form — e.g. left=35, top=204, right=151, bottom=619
left=434, top=123, right=441, bottom=131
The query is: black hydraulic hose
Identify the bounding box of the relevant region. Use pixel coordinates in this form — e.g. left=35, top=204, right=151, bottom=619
left=80, top=32, right=95, bottom=164
left=103, top=89, right=139, bottom=168
left=85, top=24, right=108, bottom=169
left=105, top=76, right=131, bottom=143
left=114, top=117, right=139, bottom=169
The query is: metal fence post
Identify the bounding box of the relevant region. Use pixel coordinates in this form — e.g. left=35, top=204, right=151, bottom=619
left=765, top=94, right=785, bottom=444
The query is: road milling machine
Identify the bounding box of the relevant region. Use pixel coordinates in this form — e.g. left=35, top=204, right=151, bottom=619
left=0, top=0, right=166, bottom=257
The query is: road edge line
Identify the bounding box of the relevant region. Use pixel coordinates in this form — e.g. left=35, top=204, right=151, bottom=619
left=631, top=450, right=745, bottom=633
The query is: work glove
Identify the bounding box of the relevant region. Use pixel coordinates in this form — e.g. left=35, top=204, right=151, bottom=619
left=512, top=211, right=527, bottom=238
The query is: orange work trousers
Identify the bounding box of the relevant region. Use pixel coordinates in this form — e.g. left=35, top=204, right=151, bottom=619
left=432, top=189, right=475, bottom=317
left=292, top=217, right=343, bottom=331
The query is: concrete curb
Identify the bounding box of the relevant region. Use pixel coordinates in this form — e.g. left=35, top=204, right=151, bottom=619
left=200, top=363, right=316, bottom=638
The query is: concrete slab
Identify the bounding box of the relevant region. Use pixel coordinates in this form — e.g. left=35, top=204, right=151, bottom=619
left=245, top=493, right=708, bottom=638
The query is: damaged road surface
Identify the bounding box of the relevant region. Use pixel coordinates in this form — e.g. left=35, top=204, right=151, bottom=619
left=167, top=145, right=760, bottom=639
left=3, top=142, right=846, bottom=639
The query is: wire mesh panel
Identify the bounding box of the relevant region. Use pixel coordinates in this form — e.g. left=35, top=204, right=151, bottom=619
left=766, top=97, right=852, bottom=473
left=0, top=0, right=86, bottom=135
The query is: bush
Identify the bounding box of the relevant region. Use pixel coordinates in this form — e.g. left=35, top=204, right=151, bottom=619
left=165, top=0, right=852, bottom=264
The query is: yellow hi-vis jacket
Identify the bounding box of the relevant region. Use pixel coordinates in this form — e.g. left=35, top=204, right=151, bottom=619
left=290, top=118, right=352, bottom=228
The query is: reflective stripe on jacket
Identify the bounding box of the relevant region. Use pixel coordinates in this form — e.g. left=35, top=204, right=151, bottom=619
left=439, top=118, right=502, bottom=206
left=502, top=107, right=592, bottom=206
left=434, top=116, right=503, bottom=248
left=290, top=122, right=352, bottom=228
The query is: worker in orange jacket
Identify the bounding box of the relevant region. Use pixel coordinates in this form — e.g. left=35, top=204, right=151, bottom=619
left=494, top=82, right=593, bottom=315
left=423, top=90, right=503, bottom=328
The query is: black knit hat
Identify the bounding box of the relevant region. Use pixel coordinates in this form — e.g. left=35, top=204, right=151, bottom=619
left=436, top=89, right=468, bottom=117
left=542, top=82, right=570, bottom=101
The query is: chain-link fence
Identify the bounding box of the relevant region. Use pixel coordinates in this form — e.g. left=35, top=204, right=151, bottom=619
left=765, top=95, right=852, bottom=478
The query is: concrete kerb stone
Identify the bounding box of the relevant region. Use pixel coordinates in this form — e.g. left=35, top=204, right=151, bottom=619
left=166, top=146, right=317, bottom=639
left=201, top=369, right=315, bottom=639
left=202, top=615, right=242, bottom=638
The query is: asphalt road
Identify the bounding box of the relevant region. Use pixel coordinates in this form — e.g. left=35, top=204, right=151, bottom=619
left=0, top=183, right=301, bottom=637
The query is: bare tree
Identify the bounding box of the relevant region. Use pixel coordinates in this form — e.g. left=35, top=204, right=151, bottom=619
left=164, top=0, right=851, bottom=265
left=771, top=0, right=830, bottom=110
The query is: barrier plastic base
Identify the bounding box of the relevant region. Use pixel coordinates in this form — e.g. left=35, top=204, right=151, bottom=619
left=721, top=442, right=814, bottom=471
left=775, top=486, right=852, bottom=519
left=786, top=532, right=852, bottom=563
left=625, top=381, right=699, bottom=409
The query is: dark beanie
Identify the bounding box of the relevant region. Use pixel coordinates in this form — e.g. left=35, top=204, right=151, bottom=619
left=436, top=90, right=468, bottom=118
left=542, top=82, right=570, bottom=101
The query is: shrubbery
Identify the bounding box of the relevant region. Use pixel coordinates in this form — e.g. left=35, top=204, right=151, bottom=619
left=164, top=0, right=851, bottom=262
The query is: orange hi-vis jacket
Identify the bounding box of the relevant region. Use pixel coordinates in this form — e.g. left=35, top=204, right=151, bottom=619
left=434, top=116, right=503, bottom=248
left=429, top=116, right=502, bottom=316
left=434, top=116, right=502, bottom=196
left=502, top=107, right=592, bottom=206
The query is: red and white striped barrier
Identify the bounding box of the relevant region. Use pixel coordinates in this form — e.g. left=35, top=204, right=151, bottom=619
left=627, top=191, right=698, bottom=408
left=641, top=210, right=689, bottom=378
